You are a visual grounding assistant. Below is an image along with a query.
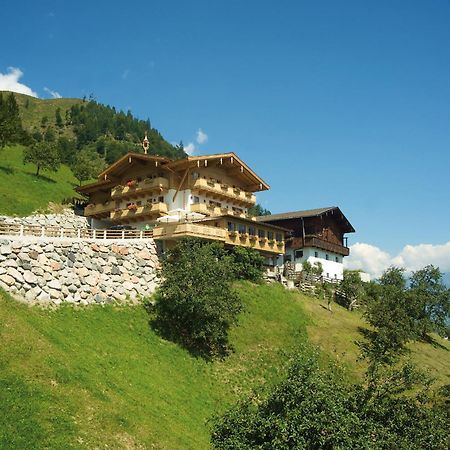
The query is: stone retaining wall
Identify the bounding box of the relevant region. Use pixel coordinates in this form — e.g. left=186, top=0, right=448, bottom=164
left=0, top=209, right=89, bottom=229
left=0, top=237, right=160, bottom=305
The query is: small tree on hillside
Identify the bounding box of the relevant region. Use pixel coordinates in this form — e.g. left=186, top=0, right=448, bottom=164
left=229, top=246, right=265, bottom=282
left=409, top=265, right=450, bottom=338
left=70, top=147, right=106, bottom=185
left=152, top=238, right=243, bottom=358
left=23, top=141, right=60, bottom=176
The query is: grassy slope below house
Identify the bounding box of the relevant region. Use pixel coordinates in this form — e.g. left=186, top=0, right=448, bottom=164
left=1, top=283, right=449, bottom=449
left=0, top=283, right=309, bottom=450
left=0, top=145, right=79, bottom=216
left=302, top=295, right=450, bottom=386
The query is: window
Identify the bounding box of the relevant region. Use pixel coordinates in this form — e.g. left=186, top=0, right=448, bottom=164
left=193, top=196, right=200, bottom=204
left=258, top=229, right=266, bottom=238
left=267, top=231, right=274, bottom=241
left=276, top=232, right=283, bottom=242
left=314, top=251, right=319, bottom=258
left=295, top=250, right=303, bottom=259
left=227, top=222, right=235, bottom=232
left=335, top=256, right=339, bottom=263
left=326, top=273, right=329, bottom=278
left=158, top=196, right=164, bottom=202
left=326, top=254, right=329, bottom=260
left=238, top=223, right=247, bottom=234
left=248, top=226, right=256, bottom=236
left=284, top=255, right=292, bottom=263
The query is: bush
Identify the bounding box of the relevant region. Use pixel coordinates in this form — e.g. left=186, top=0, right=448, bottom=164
left=152, top=238, right=242, bottom=358
left=228, top=246, right=265, bottom=282
left=211, top=347, right=449, bottom=449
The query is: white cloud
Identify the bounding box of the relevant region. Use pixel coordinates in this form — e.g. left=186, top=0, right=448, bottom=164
left=43, top=87, right=62, bottom=99
left=184, top=142, right=195, bottom=155
left=196, top=128, right=208, bottom=145
left=0, top=67, right=38, bottom=97
left=344, top=242, right=450, bottom=279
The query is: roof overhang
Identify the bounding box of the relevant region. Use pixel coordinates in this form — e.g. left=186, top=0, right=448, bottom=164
left=97, top=152, right=171, bottom=180
left=257, top=207, right=355, bottom=233
left=166, top=152, right=269, bottom=192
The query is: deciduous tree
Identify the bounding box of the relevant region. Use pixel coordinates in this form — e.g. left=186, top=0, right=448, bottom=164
left=23, top=141, right=60, bottom=176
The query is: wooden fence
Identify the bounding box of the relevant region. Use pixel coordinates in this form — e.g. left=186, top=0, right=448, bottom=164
left=0, top=222, right=153, bottom=240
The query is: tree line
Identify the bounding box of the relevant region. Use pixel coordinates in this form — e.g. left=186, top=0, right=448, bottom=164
left=0, top=92, right=186, bottom=183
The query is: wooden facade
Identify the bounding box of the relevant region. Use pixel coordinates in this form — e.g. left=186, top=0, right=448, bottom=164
left=257, top=207, right=354, bottom=256
left=76, top=152, right=286, bottom=255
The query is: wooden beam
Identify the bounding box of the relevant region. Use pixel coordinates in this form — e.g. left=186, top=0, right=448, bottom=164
left=172, top=168, right=189, bottom=202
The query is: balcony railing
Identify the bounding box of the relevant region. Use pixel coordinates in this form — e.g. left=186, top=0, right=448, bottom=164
left=110, top=202, right=168, bottom=222
left=84, top=201, right=114, bottom=217
left=153, top=222, right=228, bottom=241
left=191, top=178, right=256, bottom=206
left=190, top=203, right=249, bottom=219
left=226, top=230, right=285, bottom=254
left=111, top=177, right=169, bottom=199
left=288, top=236, right=350, bottom=256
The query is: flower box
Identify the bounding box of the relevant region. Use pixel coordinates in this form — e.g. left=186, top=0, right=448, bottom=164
left=127, top=204, right=138, bottom=211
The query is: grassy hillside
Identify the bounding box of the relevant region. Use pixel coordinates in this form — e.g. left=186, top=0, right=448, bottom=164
left=0, top=283, right=308, bottom=449
left=1, top=283, right=448, bottom=449
left=0, top=145, right=79, bottom=216
left=6, top=91, right=82, bottom=137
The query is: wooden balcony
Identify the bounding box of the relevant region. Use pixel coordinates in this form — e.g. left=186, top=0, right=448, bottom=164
left=191, top=203, right=222, bottom=216
left=110, top=202, right=168, bottom=223
left=226, top=231, right=285, bottom=255
left=111, top=177, right=169, bottom=200
left=191, top=178, right=256, bottom=206
left=287, top=236, right=350, bottom=256
left=84, top=201, right=114, bottom=219
left=191, top=203, right=249, bottom=219
left=153, top=222, right=228, bottom=241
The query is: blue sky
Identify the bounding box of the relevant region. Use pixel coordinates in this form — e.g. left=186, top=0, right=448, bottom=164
left=1, top=0, right=449, bottom=278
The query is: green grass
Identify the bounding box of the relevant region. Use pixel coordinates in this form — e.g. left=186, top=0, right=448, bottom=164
left=301, top=293, right=450, bottom=386
left=2, top=91, right=82, bottom=137
left=1, top=284, right=448, bottom=449
left=0, top=283, right=309, bottom=449
left=0, top=145, right=80, bottom=216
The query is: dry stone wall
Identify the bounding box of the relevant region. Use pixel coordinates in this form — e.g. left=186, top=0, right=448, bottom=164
left=0, top=237, right=160, bottom=305
left=0, top=209, right=89, bottom=229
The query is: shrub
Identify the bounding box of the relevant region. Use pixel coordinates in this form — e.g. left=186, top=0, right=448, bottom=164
left=152, top=238, right=242, bottom=358
left=228, top=246, right=265, bottom=282
left=211, top=347, right=449, bottom=449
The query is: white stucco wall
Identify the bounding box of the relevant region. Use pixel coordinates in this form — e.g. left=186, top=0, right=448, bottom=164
left=275, top=246, right=345, bottom=280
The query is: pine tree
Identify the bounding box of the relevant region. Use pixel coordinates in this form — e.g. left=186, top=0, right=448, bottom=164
left=55, top=108, right=63, bottom=128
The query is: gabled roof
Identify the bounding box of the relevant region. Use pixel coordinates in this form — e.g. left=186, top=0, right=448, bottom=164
left=256, top=206, right=355, bottom=233
left=97, top=152, right=170, bottom=179
left=75, top=179, right=116, bottom=194
left=166, top=152, right=270, bottom=192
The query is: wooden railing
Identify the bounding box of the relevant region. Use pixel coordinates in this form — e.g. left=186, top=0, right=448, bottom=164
left=0, top=222, right=153, bottom=240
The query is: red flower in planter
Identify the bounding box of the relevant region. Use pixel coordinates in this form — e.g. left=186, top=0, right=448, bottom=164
left=127, top=204, right=138, bottom=211
left=127, top=180, right=137, bottom=188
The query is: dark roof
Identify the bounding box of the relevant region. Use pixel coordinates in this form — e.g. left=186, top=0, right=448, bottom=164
left=256, top=207, right=355, bottom=233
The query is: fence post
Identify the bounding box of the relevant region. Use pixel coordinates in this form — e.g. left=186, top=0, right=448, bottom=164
left=103, top=229, right=107, bottom=239
left=93, top=229, right=96, bottom=240
left=77, top=229, right=81, bottom=239
left=139, top=230, right=143, bottom=239
left=60, top=228, right=64, bottom=238
left=19, top=225, right=24, bottom=237
left=122, top=230, right=125, bottom=240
